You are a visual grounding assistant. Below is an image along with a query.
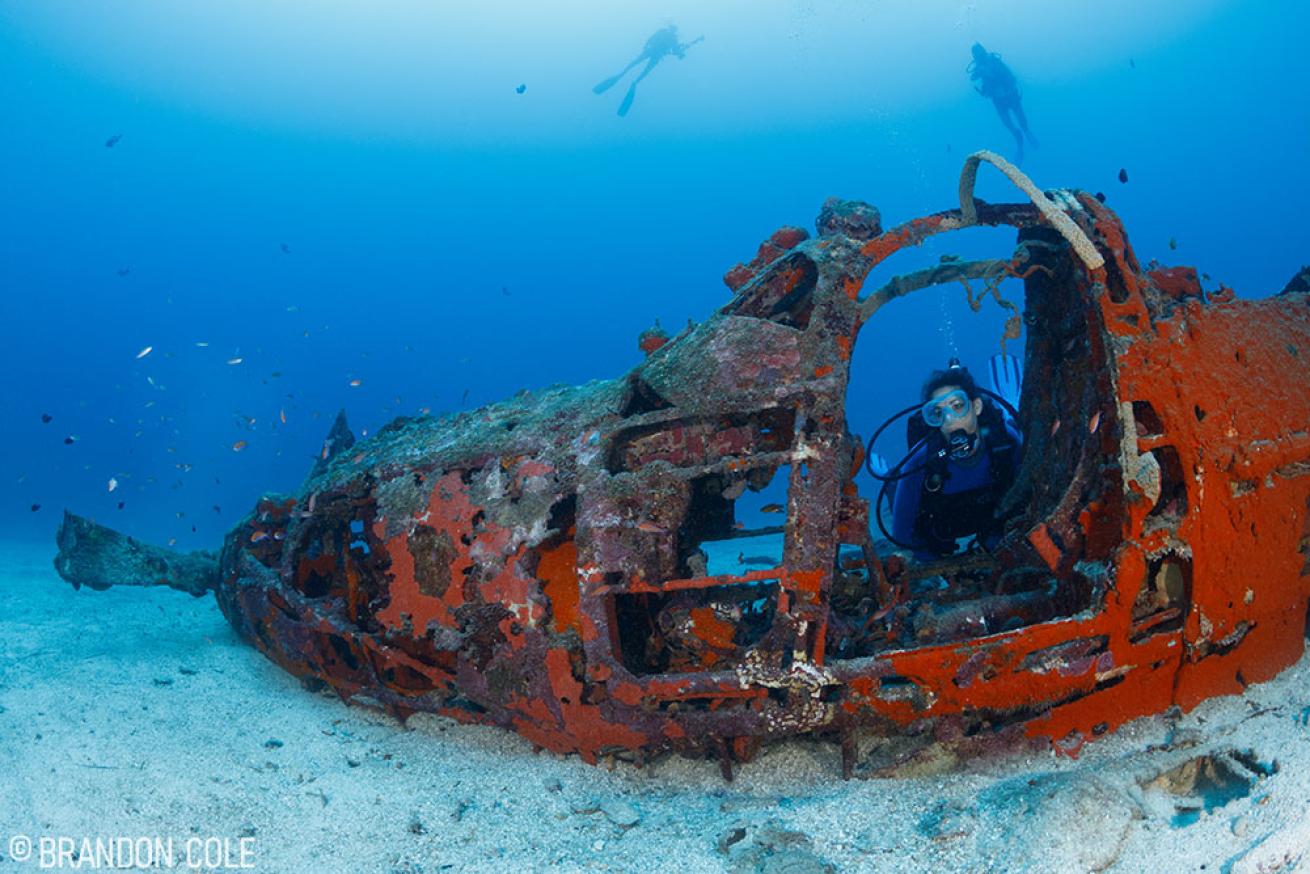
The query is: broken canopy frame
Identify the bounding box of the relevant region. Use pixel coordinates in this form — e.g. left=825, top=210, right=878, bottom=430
left=55, top=152, right=1310, bottom=776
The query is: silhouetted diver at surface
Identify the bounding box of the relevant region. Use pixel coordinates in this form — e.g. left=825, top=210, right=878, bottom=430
left=968, top=42, right=1038, bottom=163
left=594, top=25, right=703, bottom=117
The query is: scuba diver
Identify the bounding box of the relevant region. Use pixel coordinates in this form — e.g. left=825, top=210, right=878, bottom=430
left=594, top=25, right=703, bottom=117
left=968, top=42, right=1038, bottom=164
left=884, top=360, right=1023, bottom=560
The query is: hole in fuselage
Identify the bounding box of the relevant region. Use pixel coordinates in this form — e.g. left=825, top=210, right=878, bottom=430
left=613, top=581, right=780, bottom=675
left=833, top=225, right=1106, bottom=657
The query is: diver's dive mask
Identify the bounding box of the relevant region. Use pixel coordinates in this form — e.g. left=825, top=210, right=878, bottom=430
left=921, top=389, right=973, bottom=428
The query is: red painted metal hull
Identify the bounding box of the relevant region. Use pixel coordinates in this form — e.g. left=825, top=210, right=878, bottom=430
left=56, top=156, right=1310, bottom=772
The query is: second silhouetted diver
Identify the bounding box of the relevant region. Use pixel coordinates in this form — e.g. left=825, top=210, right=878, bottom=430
left=968, top=42, right=1038, bottom=164
left=594, top=25, right=703, bottom=117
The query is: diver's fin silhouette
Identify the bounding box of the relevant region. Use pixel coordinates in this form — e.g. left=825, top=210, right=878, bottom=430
left=617, top=83, right=638, bottom=117
left=988, top=352, right=1023, bottom=412
left=593, top=73, right=624, bottom=95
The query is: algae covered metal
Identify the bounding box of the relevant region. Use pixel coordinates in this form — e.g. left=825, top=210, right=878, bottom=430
left=55, top=153, right=1310, bottom=776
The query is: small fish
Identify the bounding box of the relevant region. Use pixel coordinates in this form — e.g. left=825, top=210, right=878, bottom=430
left=1089, top=411, right=1101, bottom=433
left=501, top=285, right=511, bottom=296
left=1129, top=58, right=1136, bottom=69
left=167, top=538, right=177, bottom=546
left=108, top=477, right=118, bottom=492
left=461, top=388, right=470, bottom=405
left=938, top=254, right=961, bottom=263
left=212, top=505, right=222, bottom=514
left=279, top=409, right=287, bottom=424
left=515, top=83, right=526, bottom=94
left=64, top=436, right=76, bottom=445
left=1094, top=192, right=1106, bottom=203
left=349, top=378, right=362, bottom=387
left=280, top=243, right=291, bottom=254
left=419, top=406, right=431, bottom=415
left=352, top=453, right=365, bottom=463
left=195, top=341, right=210, bottom=347
left=136, top=345, right=153, bottom=359
left=30, top=503, right=40, bottom=512
left=1168, top=237, right=1177, bottom=250
left=1202, top=273, right=1211, bottom=281
left=738, top=554, right=775, bottom=566
left=273, top=530, right=285, bottom=541
left=41, top=413, right=52, bottom=423
left=232, top=440, right=248, bottom=452
left=1050, top=418, right=1062, bottom=436
left=117, top=501, right=125, bottom=510
left=320, top=443, right=330, bottom=460
left=116, top=266, right=131, bottom=277
left=868, top=601, right=898, bottom=623
left=1118, top=168, right=1129, bottom=184
left=760, top=503, right=784, bottom=514
left=250, top=531, right=270, bottom=543
left=105, top=133, right=122, bottom=148
left=635, top=521, right=663, bottom=533
left=733, top=521, right=745, bottom=530
left=227, top=357, right=243, bottom=365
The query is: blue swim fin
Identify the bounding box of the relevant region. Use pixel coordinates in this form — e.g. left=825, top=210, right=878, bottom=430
left=593, top=73, right=623, bottom=95
left=988, top=352, right=1023, bottom=412
left=617, top=82, right=638, bottom=117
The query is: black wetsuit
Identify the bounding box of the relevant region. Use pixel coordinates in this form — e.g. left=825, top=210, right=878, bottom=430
left=970, top=51, right=1036, bottom=162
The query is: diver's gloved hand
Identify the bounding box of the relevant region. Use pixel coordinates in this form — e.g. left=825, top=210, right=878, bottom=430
left=869, top=453, right=890, bottom=477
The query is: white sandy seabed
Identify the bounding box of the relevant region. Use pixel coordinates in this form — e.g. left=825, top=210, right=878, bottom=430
left=2, top=539, right=1309, bottom=874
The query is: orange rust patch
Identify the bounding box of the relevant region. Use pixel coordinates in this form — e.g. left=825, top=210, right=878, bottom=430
left=1028, top=524, right=1062, bottom=571
left=538, top=535, right=580, bottom=634
left=373, top=471, right=476, bottom=636
left=687, top=606, right=738, bottom=667
left=512, top=648, right=649, bottom=758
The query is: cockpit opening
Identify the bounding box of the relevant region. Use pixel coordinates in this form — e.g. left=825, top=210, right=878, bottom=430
left=830, top=225, right=1110, bottom=658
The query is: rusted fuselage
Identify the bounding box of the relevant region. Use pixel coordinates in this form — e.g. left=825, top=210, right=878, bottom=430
left=55, top=154, right=1310, bottom=773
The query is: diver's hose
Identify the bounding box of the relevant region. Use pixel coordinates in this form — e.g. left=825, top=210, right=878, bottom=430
left=863, top=403, right=923, bottom=481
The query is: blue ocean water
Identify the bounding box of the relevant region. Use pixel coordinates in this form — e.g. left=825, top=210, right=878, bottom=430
left=2, top=0, right=1306, bottom=550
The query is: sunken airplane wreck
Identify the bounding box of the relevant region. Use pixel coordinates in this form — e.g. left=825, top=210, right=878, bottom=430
left=55, top=152, right=1310, bottom=778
